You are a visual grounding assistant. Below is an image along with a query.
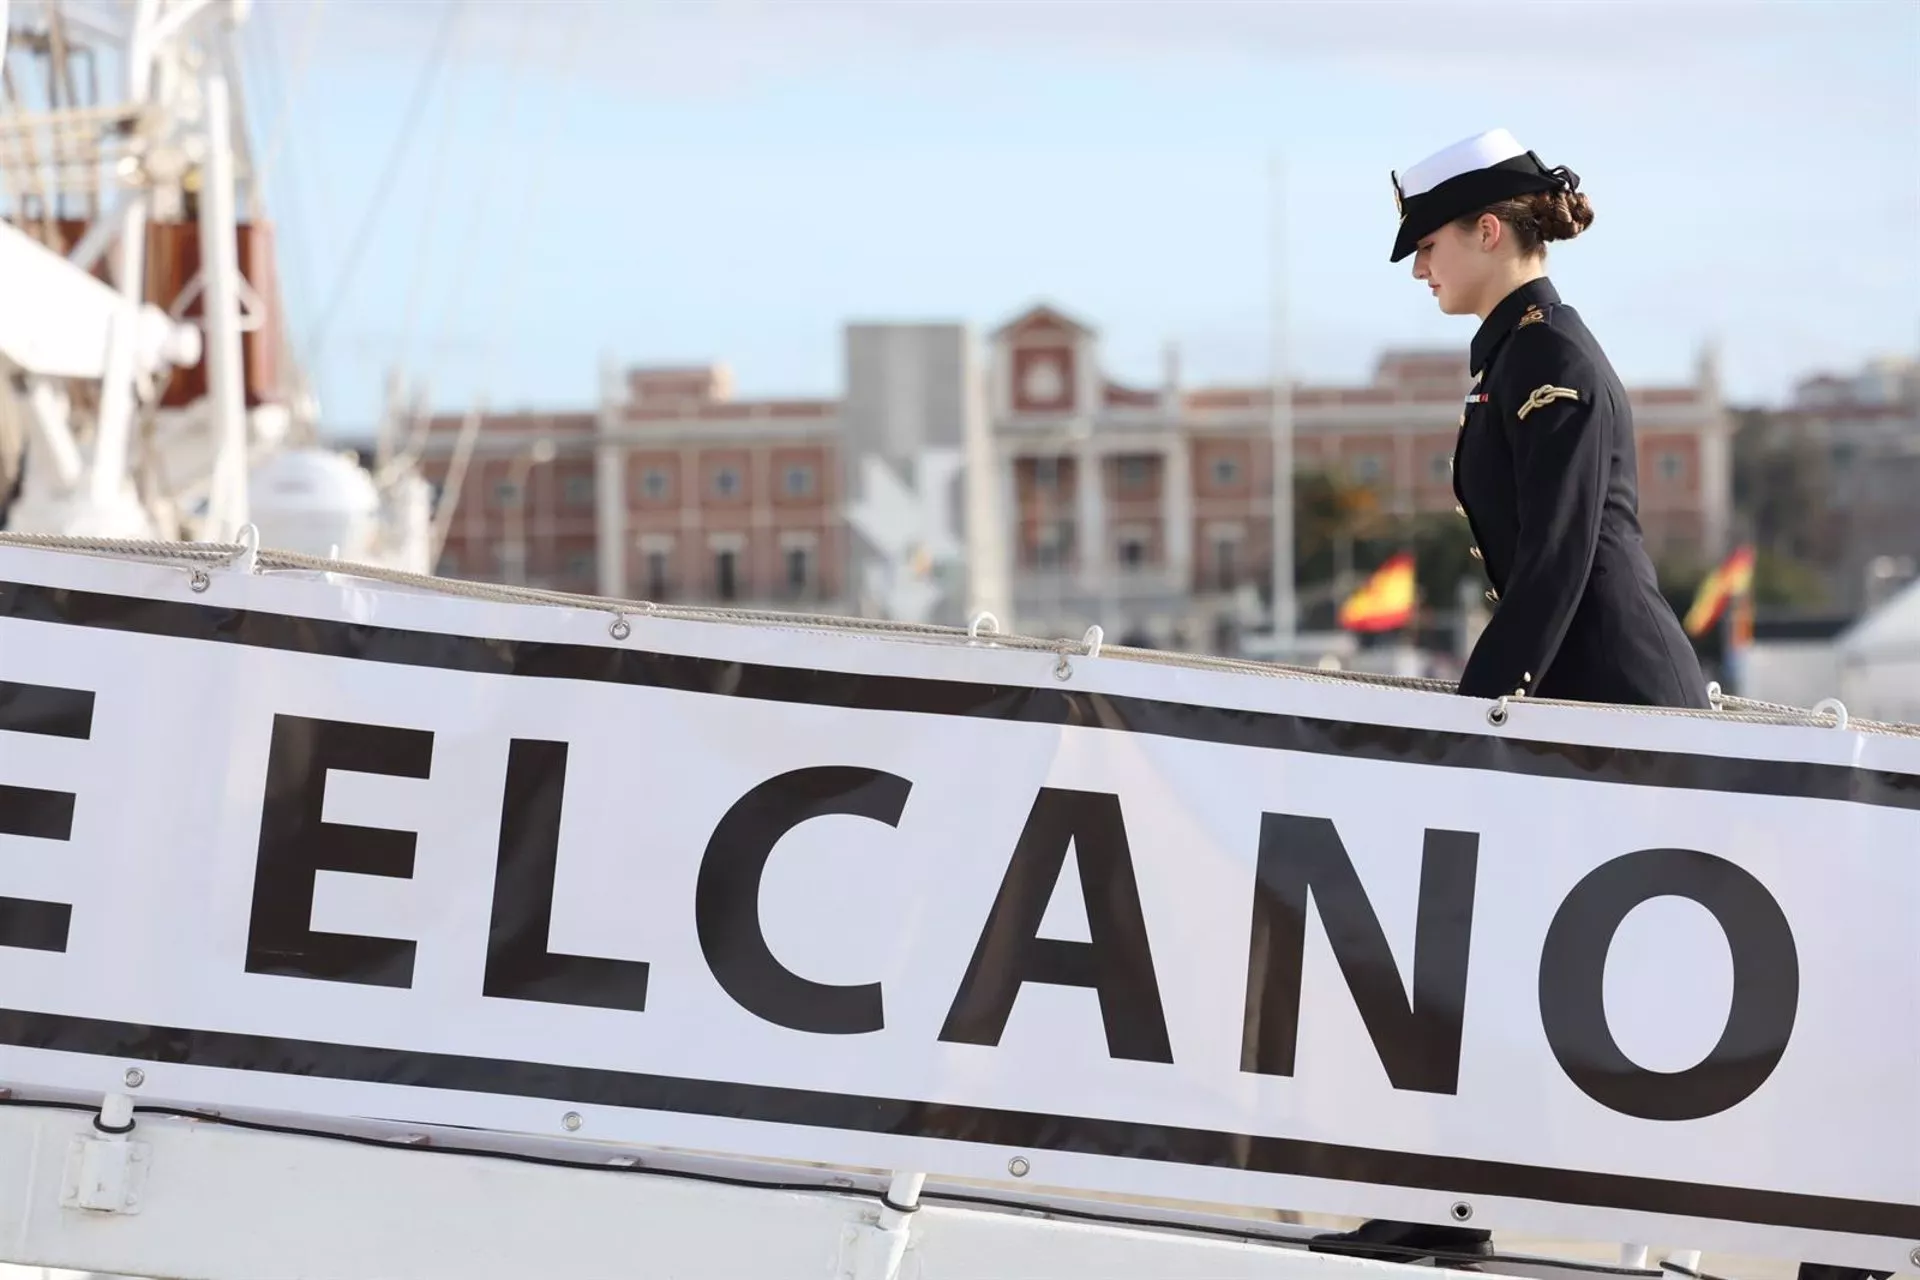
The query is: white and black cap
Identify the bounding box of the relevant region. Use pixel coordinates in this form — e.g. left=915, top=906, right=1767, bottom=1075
left=1389, top=128, right=1579, bottom=262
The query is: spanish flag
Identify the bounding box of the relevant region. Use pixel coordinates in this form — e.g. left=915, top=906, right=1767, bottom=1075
left=1338, top=551, right=1416, bottom=633
left=1683, top=544, right=1756, bottom=637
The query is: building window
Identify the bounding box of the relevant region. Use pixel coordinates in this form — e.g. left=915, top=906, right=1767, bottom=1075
left=642, top=468, right=670, bottom=500
left=783, top=464, right=815, bottom=497
left=1214, top=535, right=1240, bottom=590
left=644, top=547, right=672, bottom=600
left=1658, top=451, right=1685, bottom=482
left=494, top=480, right=520, bottom=505
left=1033, top=457, right=1061, bottom=491
left=714, top=547, right=740, bottom=600
left=1118, top=533, right=1147, bottom=571
left=1034, top=522, right=1070, bottom=570
left=563, top=474, right=594, bottom=507
left=785, top=545, right=811, bottom=595
left=1430, top=452, right=1452, bottom=482
left=565, top=551, right=595, bottom=580
left=1117, top=455, right=1152, bottom=491
left=1351, top=454, right=1384, bottom=484
left=1211, top=456, right=1240, bottom=487
left=713, top=467, right=741, bottom=499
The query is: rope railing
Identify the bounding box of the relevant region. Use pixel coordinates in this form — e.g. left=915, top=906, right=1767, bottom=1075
left=3, top=529, right=1914, bottom=740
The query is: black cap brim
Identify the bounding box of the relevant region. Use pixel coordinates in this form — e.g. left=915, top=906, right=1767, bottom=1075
left=1390, top=158, right=1563, bottom=262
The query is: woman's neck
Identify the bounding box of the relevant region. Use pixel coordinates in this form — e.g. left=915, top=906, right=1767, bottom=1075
left=1474, top=261, right=1548, bottom=321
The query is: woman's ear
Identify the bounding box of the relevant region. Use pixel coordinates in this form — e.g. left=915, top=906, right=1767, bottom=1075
left=1476, top=213, right=1503, bottom=252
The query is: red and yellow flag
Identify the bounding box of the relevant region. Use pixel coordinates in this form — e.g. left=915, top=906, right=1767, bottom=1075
left=1683, top=544, right=1756, bottom=637
left=1338, top=551, right=1416, bottom=633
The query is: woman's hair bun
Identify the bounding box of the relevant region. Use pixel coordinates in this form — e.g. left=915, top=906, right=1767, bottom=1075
left=1531, top=188, right=1595, bottom=242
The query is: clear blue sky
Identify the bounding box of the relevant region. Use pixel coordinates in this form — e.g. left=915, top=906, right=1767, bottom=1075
left=239, top=0, right=1920, bottom=433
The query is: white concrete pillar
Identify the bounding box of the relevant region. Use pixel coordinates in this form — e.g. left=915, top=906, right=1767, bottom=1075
left=1163, top=438, right=1192, bottom=593
left=1076, top=439, right=1106, bottom=593
left=594, top=353, right=627, bottom=597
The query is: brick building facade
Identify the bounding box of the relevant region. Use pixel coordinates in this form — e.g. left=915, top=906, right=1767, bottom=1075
left=415, top=302, right=1733, bottom=650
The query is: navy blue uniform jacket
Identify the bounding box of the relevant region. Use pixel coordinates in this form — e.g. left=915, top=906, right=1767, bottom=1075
left=1453, top=278, right=1709, bottom=709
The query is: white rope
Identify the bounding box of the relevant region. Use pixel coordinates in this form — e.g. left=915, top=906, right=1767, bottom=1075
left=2, top=532, right=1915, bottom=739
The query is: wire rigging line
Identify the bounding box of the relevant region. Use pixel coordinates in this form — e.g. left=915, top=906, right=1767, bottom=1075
left=392, top=4, right=472, bottom=384
left=421, top=7, right=589, bottom=565
left=250, top=0, right=327, bottom=201
left=416, top=0, right=537, bottom=390
left=301, top=0, right=463, bottom=374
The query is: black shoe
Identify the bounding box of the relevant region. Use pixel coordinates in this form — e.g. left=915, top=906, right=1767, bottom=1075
left=1309, top=1218, right=1494, bottom=1265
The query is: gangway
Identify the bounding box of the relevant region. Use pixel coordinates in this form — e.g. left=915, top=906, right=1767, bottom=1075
left=0, top=532, right=1912, bottom=1280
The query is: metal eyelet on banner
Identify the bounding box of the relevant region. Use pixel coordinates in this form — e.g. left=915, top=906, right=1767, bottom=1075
left=1487, top=697, right=1511, bottom=727
left=188, top=570, right=210, bottom=592
left=561, top=1111, right=583, bottom=1132
left=1053, top=646, right=1074, bottom=681
left=1007, top=1155, right=1031, bottom=1177
left=608, top=615, right=631, bottom=641
left=1451, top=1201, right=1473, bottom=1222
left=1908, top=1245, right=1920, bottom=1269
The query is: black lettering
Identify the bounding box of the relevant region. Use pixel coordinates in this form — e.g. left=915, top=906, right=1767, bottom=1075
left=939, top=788, right=1172, bottom=1063
left=0, top=680, right=95, bottom=738
left=0, top=681, right=96, bottom=952
left=484, top=739, right=650, bottom=1012
left=245, top=714, right=432, bottom=987
left=1539, top=847, right=1798, bottom=1121
left=1240, top=815, right=1478, bottom=1094
left=696, top=766, right=911, bottom=1034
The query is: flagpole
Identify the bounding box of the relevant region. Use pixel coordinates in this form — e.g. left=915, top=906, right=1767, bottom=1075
left=1268, top=151, right=1297, bottom=654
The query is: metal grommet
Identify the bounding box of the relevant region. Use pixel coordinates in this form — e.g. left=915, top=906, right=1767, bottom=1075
left=1451, top=1201, right=1473, bottom=1222
left=1053, top=651, right=1073, bottom=681
left=609, top=616, right=631, bottom=641
left=561, top=1111, right=583, bottom=1132
left=123, top=1067, right=145, bottom=1088
left=189, top=569, right=210, bottom=592
left=1007, top=1155, right=1031, bottom=1178
left=1486, top=698, right=1509, bottom=727
left=1907, top=1245, right=1920, bottom=1269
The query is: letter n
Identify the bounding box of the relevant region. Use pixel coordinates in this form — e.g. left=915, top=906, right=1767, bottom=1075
left=1240, top=814, right=1478, bottom=1094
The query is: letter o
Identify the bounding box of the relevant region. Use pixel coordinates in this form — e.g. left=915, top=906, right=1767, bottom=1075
left=1538, top=848, right=1798, bottom=1122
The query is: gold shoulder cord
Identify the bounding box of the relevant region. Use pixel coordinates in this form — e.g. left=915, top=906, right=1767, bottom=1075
left=1518, top=305, right=1546, bottom=327
left=1516, top=384, right=1581, bottom=421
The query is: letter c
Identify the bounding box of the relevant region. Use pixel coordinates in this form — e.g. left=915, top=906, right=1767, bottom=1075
left=696, top=766, right=912, bottom=1035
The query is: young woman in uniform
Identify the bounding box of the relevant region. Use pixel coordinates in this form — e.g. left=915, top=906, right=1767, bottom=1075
left=1307, top=131, right=1885, bottom=1280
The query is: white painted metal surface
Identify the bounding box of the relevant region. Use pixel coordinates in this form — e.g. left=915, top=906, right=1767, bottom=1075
left=0, top=0, right=434, bottom=570
left=0, top=1100, right=1698, bottom=1280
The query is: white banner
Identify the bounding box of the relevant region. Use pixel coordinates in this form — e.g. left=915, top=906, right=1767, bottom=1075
left=0, top=544, right=1915, bottom=1271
